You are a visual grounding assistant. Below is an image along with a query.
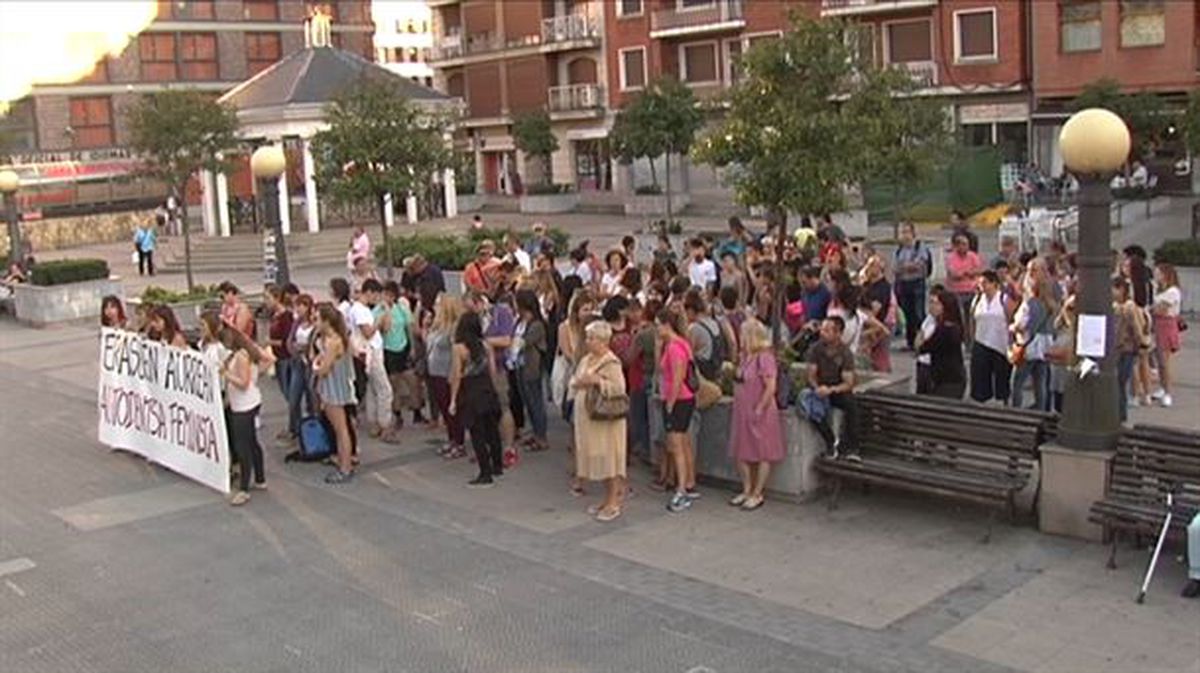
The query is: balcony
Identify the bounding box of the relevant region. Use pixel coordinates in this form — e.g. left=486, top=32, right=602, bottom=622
left=431, top=14, right=599, bottom=65
left=650, top=0, right=745, bottom=39
left=896, top=60, right=938, bottom=88
left=541, top=13, right=601, bottom=48
left=431, top=31, right=503, bottom=62
left=820, top=0, right=938, bottom=17
left=548, top=84, right=605, bottom=115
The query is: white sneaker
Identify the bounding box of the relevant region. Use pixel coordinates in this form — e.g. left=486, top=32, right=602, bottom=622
left=1150, top=388, right=1166, bottom=401
left=1160, top=394, right=1173, bottom=408
left=1129, top=397, right=1140, bottom=408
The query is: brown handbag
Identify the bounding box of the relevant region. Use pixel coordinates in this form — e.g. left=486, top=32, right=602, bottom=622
left=584, top=359, right=629, bottom=420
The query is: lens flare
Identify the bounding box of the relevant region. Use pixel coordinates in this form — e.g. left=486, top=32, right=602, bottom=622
left=0, top=1, right=156, bottom=110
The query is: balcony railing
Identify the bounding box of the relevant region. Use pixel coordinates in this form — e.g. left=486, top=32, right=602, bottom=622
left=820, top=0, right=938, bottom=16
left=651, top=0, right=744, bottom=37
left=898, top=60, right=938, bottom=87
left=541, top=13, right=600, bottom=45
left=432, top=31, right=503, bottom=60
left=548, top=84, right=605, bottom=112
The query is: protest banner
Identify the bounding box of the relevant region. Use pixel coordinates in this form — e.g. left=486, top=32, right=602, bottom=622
left=97, top=328, right=230, bottom=493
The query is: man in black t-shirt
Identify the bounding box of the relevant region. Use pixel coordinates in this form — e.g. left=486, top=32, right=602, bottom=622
left=805, top=317, right=860, bottom=459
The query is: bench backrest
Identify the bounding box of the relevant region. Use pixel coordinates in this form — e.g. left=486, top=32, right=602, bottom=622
left=1110, top=424, right=1200, bottom=522
left=854, top=392, right=1046, bottom=479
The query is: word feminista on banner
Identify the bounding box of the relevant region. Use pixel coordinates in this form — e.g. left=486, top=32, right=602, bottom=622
left=97, top=327, right=230, bottom=493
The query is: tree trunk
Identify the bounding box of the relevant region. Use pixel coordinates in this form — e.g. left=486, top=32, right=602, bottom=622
left=378, top=192, right=393, bottom=280
left=771, top=206, right=788, bottom=348
left=647, top=156, right=658, bottom=191
left=179, top=184, right=195, bottom=292
left=892, top=183, right=901, bottom=241
left=665, top=152, right=673, bottom=226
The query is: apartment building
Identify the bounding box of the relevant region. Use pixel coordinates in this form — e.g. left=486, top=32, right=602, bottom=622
left=427, top=0, right=608, bottom=195
left=1030, top=0, right=1199, bottom=183
left=0, top=0, right=373, bottom=211
left=373, top=1, right=436, bottom=87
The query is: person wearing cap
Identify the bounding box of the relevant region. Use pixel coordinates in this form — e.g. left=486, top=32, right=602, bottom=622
left=402, top=254, right=445, bottom=314
left=464, top=240, right=500, bottom=295
left=524, top=221, right=554, bottom=256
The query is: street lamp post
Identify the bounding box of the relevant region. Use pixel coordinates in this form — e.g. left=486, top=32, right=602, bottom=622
left=251, top=145, right=290, bottom=287
left=0, top=170, right=21, bottom=267
left=1056, top=108, right=1132, bottom=452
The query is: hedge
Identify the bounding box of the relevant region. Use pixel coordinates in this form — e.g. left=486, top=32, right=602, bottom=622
left=1153, top=238, right=1200, bottom=268
left=378, top=226, right=570, bottom=270
left=141, top=284, right=220, bottom=305
left=29, top=259, right=110, bottom=286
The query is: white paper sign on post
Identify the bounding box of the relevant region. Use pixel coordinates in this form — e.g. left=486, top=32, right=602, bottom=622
left=1076, top=314, right=1107, bottom=358
left=96, top=328, right=230, bottom=494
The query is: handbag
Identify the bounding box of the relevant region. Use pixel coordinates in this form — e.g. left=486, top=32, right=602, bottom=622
left=584, top=359, right=629, bottom=420
left=1008, top=306, right=1052, bottom=366
left=694, top=368, right=723, bottom=410
left=550, top=353, right=571, bottom=407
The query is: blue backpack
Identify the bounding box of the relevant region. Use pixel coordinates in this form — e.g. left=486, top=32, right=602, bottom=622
left=298, top=416, right=333, bottom=460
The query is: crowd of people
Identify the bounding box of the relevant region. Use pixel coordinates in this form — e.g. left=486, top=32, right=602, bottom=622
left=96, top=212, right=1187, bottom=520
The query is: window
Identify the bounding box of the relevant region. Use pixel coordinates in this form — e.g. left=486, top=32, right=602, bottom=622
left=885, top=19, right=932, bottom=63
left=679, top=0, right=715, bottom=8
left=1060, top=1, right=1102, bottom=53
left=724, top=39, right=742, bottom=85
left=680, top=42, right=718, bottom=83
left=955, top=9, right=997, bottom=61
left=69, top=96, right=113, bottom=149
left=1120, top=0, right=1165, bottom=47
left=619, top=47, right=646, bottom=90
left=180, top=33, right=218, bottom=80
left=243, top=0, right=278, bottom=21
left=246, top=32, right=281, bottom=75
left=79, top=58, right=110, bottom=84
left=157, top=0, right=214, bottom=20
left=139, top=33, right=177, bottom=81
left=0, top=99, right=37, bottom=153
left=616, top=0, right=643, bottom=18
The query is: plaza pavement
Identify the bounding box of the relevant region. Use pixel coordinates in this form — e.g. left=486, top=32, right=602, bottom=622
left=1, top=313, right=1198, bottom=673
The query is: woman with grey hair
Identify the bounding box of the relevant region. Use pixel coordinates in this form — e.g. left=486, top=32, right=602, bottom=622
left=569, top=320, right=628, bottom=521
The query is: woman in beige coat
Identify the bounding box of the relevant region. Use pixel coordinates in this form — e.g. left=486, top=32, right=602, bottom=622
left=569, top=320, right=628, bottom=522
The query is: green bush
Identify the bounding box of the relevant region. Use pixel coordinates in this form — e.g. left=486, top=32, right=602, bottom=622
left=379, top=225, right=572, bottom=269
left=468, top=226, right=570, bottom=254
left=29, top=258, right=109, bottom=286
left=141, top=284, right=219, bottom=305
left=1154, top=238, right=1200, bottom=267
left=524, top=183, right=573, bottom=195
left=634, top=184, right=663, bottom=195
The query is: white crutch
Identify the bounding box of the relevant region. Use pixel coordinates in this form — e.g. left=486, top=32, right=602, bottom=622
left=1136, top=491, right=1174, bottom=604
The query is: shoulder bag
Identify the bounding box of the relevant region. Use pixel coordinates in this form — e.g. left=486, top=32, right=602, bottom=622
left=585, top=358, right=630, bottom=420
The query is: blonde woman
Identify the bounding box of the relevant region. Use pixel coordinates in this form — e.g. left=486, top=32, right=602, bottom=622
left=426, top=294, right=466, bottom=458
left=559, top=287, right=597, bottom=495
left=728, top=319, right=784, bottom=510
left=569, top=320, right=627, bottom=522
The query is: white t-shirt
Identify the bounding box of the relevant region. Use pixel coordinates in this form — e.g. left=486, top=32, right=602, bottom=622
left=688, top=258, right=717, bottom=289
left=573, top=261, right=593, bottom=285
left=226, top=351, right=262, bottom=413
left=600, top=271, right=622, bottom=297
left=346, top=300, right=382, bottom=351
left=916, top=314, right=936, bottom=365
left=1155, top=286, right=1181, bottom=317
left=973, top=292, right=1009, bottom=355
left=509, top=248, right=532, bottom=273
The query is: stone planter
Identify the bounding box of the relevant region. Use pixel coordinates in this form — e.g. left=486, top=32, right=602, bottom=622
left=1178, top=266, right=1200, bottom=315
left=624, top=192, right=691, bottom=217
left=13, top=276, right=123, bottom=327
left=519, top=192, right=580, bottom=214
left=455, top=193, right=485, bottom=213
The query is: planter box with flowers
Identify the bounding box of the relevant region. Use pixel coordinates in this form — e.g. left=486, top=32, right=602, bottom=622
left=12, top=259, right=122, bottom=327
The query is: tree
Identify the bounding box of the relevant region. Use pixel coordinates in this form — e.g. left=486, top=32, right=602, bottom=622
left=610, top=77, right=703, bottom=225
left=511, top=110, right=558, bottom=190
left=125, top=90, right=239, bottom=291
left=311, top=77, right=453, bottom=276
left=847, top=68, right=953, bottom=238
left=1181, top=88, right=1200, bottom=157
left=1072, top=78, right=1168, bottom=157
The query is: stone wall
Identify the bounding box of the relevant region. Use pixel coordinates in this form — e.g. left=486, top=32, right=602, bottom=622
left=1, top=209, right=155, bottom=254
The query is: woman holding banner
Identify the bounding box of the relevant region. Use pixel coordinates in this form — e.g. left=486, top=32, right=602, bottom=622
left=314, top=304, right=358, bottom=484
left=219, top=326, right=274, bottom=506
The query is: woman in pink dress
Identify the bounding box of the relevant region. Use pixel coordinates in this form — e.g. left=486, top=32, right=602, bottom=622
left=346, top=224, right=371, bottom=270
left=727, top=318, right=785, bottom=511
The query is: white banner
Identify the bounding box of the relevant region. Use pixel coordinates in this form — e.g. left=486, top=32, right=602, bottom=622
left=97, top=328, right=230, bottom=494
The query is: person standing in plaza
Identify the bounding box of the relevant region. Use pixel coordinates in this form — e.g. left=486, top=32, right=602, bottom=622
left=218, top=282, right=255, bottom=340
left=728, top=318, right=784, bottom=511
left=1150, top=263, right=1183, bottom=408
left=346, top=223, right=370, bottom=271
left=284, top=294, right=316, bottom=442
left=465, top=291, right=520, bottom=464
left=450, top=311, right=504, bottom=488
left=893, top=222, right=931, bottom=349
left=1010, top=270, right=1056, bottom=411
left=427, top=294, right=466, bottom=459
left=148, top=305, right=188, bottom=349
left=512, top=289, right=549, bottom=452
left=313, top=304, right=357, bottom=484
left=402, top=254, right=445, bottom=316
left=1112, top=278, right=1142, bottom=423
left=569, top=320, right=628, bottom=522
left=133, top=220, right=156, bottom=277
left=687, top=239, right=717, bottom=292
left=918, top=290, right=967, bottom=399
left=944, top=233, right=983, bottom=344
left=970, top=270, right=1012, bottom=405
left=219, top=325, right=274, bottom=505
left=357, top=279, right=396, bottom=442
left=464, top=240, right=500, bottom=296
left=658, top=308, right=698, bottom=513
left=100, top=295, right=127, bottom=330
left=264, top=286, right=295, bottom=442
left=375, top=280, right=415, bottom=440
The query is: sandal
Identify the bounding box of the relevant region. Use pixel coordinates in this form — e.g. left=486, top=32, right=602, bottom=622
left=729, top=493, right=749, bottom=507
left=595, top=507, right=622, bottom=523
left=586, top=503, right=604, bottom=515
left=741, top=495, right=765, bottom=511
left=324, top=469, right=354, bottom=484
left=229, top=491, right=250, bottom=506
left=569, top=482, right=585, bottom=497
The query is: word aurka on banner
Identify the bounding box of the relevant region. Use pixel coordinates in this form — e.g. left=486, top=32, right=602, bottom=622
left=97, top=328, right=230, bottom=494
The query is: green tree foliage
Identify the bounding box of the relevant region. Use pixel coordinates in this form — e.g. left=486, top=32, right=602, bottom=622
left=512, top=110, right=558, bottom=188
left=311, top=77, right=453, bottom=276
left=1071, top=78, right=1167, bottom=156
left=125, top=90, right=239, bottom=290
left=1181, top=88, right=1200, bottom=157
left=611, top=77, right=703, bottom=224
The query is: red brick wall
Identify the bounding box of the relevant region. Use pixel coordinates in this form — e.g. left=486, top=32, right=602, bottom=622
left=506, top=57, right=549, bottom=114
left=936, top=0, right=1028, bottom=89
left=463, top=0, right=497, bottom=38
left=466, top=62, right=503, bottom=117
left=1032, top=0, right=1198, bottom=98
left=503, top=0, right=544, bottom=43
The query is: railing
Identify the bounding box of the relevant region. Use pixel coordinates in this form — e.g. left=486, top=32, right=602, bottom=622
left=541, top=13, right=600, bottom=45
left=898, top=60, right=938, bottom=87
left=432, top=31, right=503, bottom=60
left=651, top=0, right=744, bottom=35
left=821, top=0, right=938, bottom=15
left=548, top=84, right=605, bottom=112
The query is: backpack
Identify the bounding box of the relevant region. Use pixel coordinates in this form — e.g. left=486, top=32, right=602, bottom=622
left=297, top=415, right=333, bottom=461
left=695, top=319, right=727, bottom=381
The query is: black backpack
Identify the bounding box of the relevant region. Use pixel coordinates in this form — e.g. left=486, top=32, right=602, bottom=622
left=695, top=319, right=727, bottom=380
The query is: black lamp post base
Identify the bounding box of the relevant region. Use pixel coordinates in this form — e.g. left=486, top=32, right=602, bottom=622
left=1058, top=368, right=1121, bottom=452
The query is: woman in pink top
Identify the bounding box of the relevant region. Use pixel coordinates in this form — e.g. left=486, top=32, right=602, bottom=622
left=346, top=224, right=371, bottom=270
left=656, top=307, right=698, bottom=513
left=944, top=233, right=982, bottom=342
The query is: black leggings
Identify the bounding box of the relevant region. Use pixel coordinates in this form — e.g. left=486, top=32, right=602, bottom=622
left=468, top=411, right=503, bottom=478
left=229, top=406, right=264, bottom=491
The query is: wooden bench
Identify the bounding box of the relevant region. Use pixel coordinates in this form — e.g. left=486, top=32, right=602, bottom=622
left=815, top=392, right=1055, bottom=541
left=1088, top=424, right=1200, bottom=568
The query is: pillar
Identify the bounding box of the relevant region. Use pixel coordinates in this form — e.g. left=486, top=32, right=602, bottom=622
left=277, top=172, right=291, bottom=236
left=216, top=171, right=231, bottom=237
left=405, top=192, right=418, bottom=224
left=443, top=168, right=458, bottom=218
left=302, top=138, right=320, bottom=233
left=200, top=170, right=217, bottom=236
left=383, top=193, right=395, bottom=228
